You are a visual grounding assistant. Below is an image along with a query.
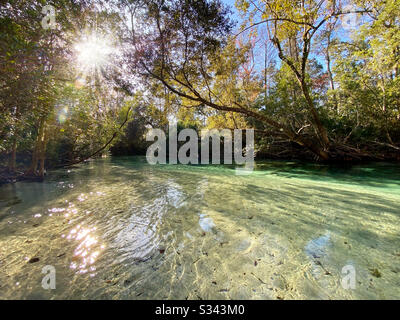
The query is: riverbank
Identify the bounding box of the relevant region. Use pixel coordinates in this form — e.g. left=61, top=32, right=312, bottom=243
left=1, top=152, right=399, bottom=185
left=0, top=168, right=22, bottom=185
left=0, top=167, right=44, bottom=185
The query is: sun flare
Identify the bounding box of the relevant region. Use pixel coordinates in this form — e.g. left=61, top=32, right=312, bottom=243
left=74, top=34, right=114, bottom=70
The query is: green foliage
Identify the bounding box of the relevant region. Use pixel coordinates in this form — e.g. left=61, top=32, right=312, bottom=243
left=330, top=0, right=400, bottom=145
left=1, top=0, right=399, bottom=175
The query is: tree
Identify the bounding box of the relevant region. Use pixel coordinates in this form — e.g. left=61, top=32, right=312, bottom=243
left=0, top=0, right=90, bottom=176
left=115, top=0, right=394, bottom=160
left=331, top=0, right=400, bottom=150
left=114, top=0, right=330, bottom=159
left=0, top=1, right=132, bottom=177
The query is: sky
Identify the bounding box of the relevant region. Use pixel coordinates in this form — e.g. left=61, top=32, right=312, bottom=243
left=221, top=0, right=241, bottom=25
left=220, top=0, right=277, bottom=74
left=218, top=0, right=363, bottom=74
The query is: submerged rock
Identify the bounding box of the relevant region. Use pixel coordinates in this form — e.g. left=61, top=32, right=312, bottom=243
left=371, top=268, right=382, bottom=278
left=199, top=215, right=215, bottom=232
left=305, top=233, right=331, bottom=259
left=28, top=257, right=40, bottom=263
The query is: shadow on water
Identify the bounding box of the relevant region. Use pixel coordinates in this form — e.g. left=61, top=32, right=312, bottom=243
left=254, top=160, right=400, bottom=189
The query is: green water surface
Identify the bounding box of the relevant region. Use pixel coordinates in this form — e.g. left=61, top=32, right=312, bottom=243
left=0, top=157, right=399, bottom=299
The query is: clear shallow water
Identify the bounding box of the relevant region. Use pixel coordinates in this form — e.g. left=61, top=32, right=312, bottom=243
left=0, top=157, right=399, bottom=300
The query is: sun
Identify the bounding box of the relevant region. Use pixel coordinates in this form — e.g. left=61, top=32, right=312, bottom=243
left=74, top=34, right=114, bottom=71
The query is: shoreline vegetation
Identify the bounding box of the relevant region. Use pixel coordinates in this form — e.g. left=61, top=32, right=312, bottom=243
left=1, top=149, right=399, bottom=186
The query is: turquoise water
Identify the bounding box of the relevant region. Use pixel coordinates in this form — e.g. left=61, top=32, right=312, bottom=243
left=0, top=157, right=399, bottom=299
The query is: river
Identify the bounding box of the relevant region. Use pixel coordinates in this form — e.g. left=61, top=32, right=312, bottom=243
left=0, top=157, right=399, bottom=299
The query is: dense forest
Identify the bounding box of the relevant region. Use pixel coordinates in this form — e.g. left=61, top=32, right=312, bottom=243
left=1, top=0, right=399, bottom=183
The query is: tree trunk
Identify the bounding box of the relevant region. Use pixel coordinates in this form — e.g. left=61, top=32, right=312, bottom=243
left=8, top=139, right=17, bottom=172
left=8, top=105, right=19, bottom=172
left=38, top=124, right=48, bottom=178
left=325, top=36, right=339, bottom=112
left=264, top=41, right=268, bottom=97
left=26, top=117, right=46, bottom=176
left=284, top=130, right=330, bottom=160
left=299, top=79, right=330, bottom=149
